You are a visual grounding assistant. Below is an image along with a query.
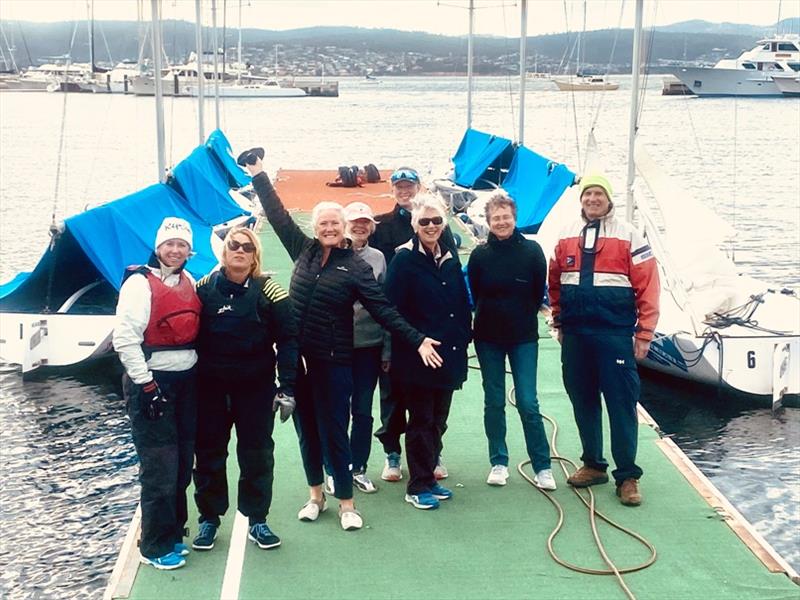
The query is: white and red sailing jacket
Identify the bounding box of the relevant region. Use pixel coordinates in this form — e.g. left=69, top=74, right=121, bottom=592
left=548, top=208, right=660, bottom=341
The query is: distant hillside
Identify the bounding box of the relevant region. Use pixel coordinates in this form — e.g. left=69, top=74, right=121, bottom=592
left=656, top=17, right=799, bottom=36
left=0, top=18, right=793, bottom=74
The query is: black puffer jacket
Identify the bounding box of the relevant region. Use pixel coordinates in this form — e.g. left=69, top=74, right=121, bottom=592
left=253, top=173, right=425, bottom=364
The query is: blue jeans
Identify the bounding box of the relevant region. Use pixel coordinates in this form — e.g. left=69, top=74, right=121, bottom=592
left=475, top=340, right=552, bottom=473
left=350, top=346, right=382, bottom=472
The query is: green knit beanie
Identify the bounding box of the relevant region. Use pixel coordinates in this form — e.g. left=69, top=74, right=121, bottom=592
left=579, top=173, right=613, bottom=201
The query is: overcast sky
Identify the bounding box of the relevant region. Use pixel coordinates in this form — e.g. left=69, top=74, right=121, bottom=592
left=0, top=1, right=796, bottom=37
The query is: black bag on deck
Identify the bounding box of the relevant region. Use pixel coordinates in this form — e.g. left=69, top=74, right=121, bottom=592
left=364, top=163, right=381, bottom=183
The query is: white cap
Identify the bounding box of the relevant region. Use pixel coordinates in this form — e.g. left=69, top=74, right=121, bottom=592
left=344, top=201, right=376, bottom=223
left=154, top=217, right=193, bottom=250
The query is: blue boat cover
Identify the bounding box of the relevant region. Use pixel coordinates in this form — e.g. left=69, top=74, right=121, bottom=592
left=66, top=183, right=219, bottom=290
left=0, top=130, right=246, bottom=307
left=206, top=129, right=252, bottom=189
left=171, top=145, right=250, bottom=226
left=451, top=129, right=516, bottom=188
left=501, top=146, right=576, bottom=233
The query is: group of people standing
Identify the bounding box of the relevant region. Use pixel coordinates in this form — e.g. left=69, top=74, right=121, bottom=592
left=114, top=158, right=659, bottom=571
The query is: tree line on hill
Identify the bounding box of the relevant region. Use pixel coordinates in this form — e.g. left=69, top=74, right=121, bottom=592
left=1, top=18, right=796, bottom=72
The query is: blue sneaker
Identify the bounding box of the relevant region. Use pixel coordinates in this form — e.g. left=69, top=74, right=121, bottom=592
left=404, top=492, right=440, bottom=510
left=139, top=551, right=186, bottom=570
left=174, top=542, right=190, bottom=556
left=248, top=522, right=281, bottom=549
left=192, top=521, right=218, bottom=551
left=430, top=483, right=453, bottom=500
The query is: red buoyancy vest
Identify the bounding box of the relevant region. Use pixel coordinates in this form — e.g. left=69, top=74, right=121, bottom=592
left=142, top=270, right=202, bottom=349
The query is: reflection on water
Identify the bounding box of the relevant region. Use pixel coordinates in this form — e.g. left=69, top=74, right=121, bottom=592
left=0, top=359, right=138, bottom=600
left=639, top=372, right=800, bottom=572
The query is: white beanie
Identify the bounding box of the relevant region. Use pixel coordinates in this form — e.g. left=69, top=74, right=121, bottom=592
left=154, top=217, right=193, bottom=250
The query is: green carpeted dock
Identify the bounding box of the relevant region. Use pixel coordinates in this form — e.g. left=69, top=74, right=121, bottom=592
left=105, top=215, right=799, bottom=600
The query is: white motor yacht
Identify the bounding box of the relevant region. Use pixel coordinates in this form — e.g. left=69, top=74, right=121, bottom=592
left=674, top=35, right=800, bottom=97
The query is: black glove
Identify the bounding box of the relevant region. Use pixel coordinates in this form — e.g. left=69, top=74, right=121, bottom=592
left=236, top=147, right=265, bottom=167
left=272, top=391, right=295, bottom=423
left=141, top=380, right=167, bottom=421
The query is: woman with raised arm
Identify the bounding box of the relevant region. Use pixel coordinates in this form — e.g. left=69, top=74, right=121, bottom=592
left=243, top=149, right=441, bottom=531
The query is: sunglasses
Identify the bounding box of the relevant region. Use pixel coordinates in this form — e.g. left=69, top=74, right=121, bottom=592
left=227, top=239, right=257, bottom=253
left=418, top=216, right=444, bottom=227
left=391, top=169, right=420, bottom=184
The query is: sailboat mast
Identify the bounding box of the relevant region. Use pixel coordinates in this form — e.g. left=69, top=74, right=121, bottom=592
left=195, top=0, right=205, bottom=144
left=237, top=0, right=243, bottom=85
left=626, top=0, right=643, bottom=222
left=150, top=0, right=166, bottom=182
left=466, top=0, right=474, bottom=130
left=89, top=0, right=95, bottom=73
left=518, top=0, right=527, bottom=145
left=211, top=0, right=220, bottom=129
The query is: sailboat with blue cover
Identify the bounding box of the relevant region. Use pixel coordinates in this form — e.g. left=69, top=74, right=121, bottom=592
left=0, top=130, right=251, bottom=373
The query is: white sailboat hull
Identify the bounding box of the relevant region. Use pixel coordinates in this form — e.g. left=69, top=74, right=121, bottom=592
left=0, top=313, right=115, bottom=373
left=674, top=67, right=784, bottom=97
left=553, top=78, right=619, bottom=91
left=643, top=332, right=800, bottom=398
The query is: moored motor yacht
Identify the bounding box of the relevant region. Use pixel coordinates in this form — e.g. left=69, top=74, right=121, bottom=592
left=674, top=35, right=800, bottom=97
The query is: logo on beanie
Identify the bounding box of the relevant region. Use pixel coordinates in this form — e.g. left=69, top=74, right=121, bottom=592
left=155, top=217, right=193, bottom=250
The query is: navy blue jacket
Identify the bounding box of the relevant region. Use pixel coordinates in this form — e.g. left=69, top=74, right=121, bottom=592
left=385, top=237, right=472, bottom=390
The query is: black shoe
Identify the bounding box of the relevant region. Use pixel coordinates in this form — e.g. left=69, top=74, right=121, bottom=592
left=192, top=521, right=218, bottom=550
left=248, top=522, right=281, bottom=549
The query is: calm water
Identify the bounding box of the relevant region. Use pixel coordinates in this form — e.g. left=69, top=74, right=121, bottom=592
left=0, top=76, right=798, bottom=598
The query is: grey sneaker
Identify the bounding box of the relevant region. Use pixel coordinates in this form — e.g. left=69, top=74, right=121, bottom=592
left=381, top=452, right=403, bottom=481
left=353, top=470, right=378, bottom=493
left=324, top=474, right=335, bottom=496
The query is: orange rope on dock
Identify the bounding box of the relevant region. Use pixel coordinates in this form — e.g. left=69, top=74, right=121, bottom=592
left=273, top=169, right=397, bottom=212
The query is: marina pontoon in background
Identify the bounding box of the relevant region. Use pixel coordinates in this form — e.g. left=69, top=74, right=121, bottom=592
left=0, top=130, right=252, bottom=374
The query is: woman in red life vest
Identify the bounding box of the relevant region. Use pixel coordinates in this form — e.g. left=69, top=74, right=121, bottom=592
left=113, top=217, right=201, bottom=570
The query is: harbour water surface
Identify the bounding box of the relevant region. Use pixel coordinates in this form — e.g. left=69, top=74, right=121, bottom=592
left=0, top=76, right=798, bottom=598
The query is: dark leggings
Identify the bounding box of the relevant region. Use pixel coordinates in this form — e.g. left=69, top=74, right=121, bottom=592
left=294, top=357, right=354, bottom=499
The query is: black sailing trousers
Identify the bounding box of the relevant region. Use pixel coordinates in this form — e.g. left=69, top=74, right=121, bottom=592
left=124, top=368, right=197, bottom=559
left=193, top=373, right=276, bottom=526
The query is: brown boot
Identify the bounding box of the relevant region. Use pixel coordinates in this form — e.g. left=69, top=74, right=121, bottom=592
left=617, top=479, right=642, bottom=506
left=566, top=465, right=609, bottom=488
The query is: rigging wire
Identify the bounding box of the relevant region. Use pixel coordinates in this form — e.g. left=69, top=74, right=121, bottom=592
left=51, top=20, right=82, bottom=228
left=587, top=0, right=626, bottom=136
left=500, top=0, right=517, bottom=141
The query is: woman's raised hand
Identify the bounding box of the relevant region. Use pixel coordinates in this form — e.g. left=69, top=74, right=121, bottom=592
left=245, top=156, right=264, bottom=177
left=417, top=337, right=443, bottom=369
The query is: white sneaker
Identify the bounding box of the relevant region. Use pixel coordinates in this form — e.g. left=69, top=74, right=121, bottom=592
left=297, top=497, right=327, bottom=521
left=487, top=464, right=509, bottom=486
left=323, top=475, right=335, bottom=496
left=433, top=459, right=449, bottom=480
left=534, top=468, right=557, bottom=491
left=353, top=471, right=378, bottom=493
left=339, top=509, right=363, bottom=531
